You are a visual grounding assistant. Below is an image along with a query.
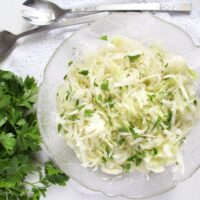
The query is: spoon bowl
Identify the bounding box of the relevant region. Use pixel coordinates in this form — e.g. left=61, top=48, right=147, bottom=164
left=21, top=8, right=57, bottom=25
left=23, top=0, right=69, bottom=24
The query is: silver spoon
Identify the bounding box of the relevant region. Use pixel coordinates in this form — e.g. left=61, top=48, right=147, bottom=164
left=0, top=12, right=108, bottom=56
left=21, top=6, right=96, bottom=26
left=22, top=0, right=192, bottom=26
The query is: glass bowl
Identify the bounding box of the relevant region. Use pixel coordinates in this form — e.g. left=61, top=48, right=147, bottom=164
left=37, top=12, right=200, bottom=199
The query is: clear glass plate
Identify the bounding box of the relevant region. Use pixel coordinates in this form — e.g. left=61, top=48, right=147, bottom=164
left=37, top=12, right=200, bottom=199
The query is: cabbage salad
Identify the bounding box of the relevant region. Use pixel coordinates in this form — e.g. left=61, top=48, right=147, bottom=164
left=56, top=36, right=200, bottom=175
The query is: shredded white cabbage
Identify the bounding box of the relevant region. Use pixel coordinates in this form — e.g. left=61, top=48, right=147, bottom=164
left=56, top=36, right=200, bottom=175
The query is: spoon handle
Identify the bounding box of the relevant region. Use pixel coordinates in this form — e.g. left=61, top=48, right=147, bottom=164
left=72, top=3, right=192, bottom=12
left=17, top=12, right=108, bottom=38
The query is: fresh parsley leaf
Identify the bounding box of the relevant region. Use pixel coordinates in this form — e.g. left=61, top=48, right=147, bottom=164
left=0, top=70, right=69, bottom=200
left=44, top=161, right=69, bottom=186
left=16, top=118, right=26, bottom=127
left=0, top=132, right=16, bottom=152
left=0, top=70, right=14, bottom=80
left=79, top=70, right=89, bottom=76
left=99, top=35, right=108, bottom=41
left=101, top=80, right=109, bottom=91
left=0, top=95, right=11, bottom=110
left=0, top=116, right=7, bottom=127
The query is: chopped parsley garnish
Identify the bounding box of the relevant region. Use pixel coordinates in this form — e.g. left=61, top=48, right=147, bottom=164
left=151, top=148, right=158, bottom=156
left=99, top=35, right=108, bottom=41
left=56, top=36, right=200, bottom=176
left=179, top=137, right=186, bottom=145
left=84, top=109, right=94, bottom=117
left=78, top=105, right=85, bottom=111
left=118, top=127, right=129, bottom=133
left=127, top=151, right=145, bottom=166
left=105, top=146, right=110, bottom=155
left=68, top=61, right=73, bottom=66
left=127, top=55, right=140, bottom=63
left=57, top=123, right=62, bottom=132
left=122, top=163, right=131, bottom=173
left=63, top=74, right=67, bottom=80
left=102, top=157, right=107, bottom=163
left=129, top=125, right=138, bottom=138
left=68, top=114, right=79, bottom=121
left=105, top=146, right=112, bottom=159
left=165, top=111, right=172, bottom=130
left=118, top=137, right=126, bottom=145
left=106, top=96, right=114, bottom=108
left=94, top=81, right=98, bottom=87
left=148, top=94, right=156, bottom=102
left=152, top=116, right=162, bottom=130
left=75, top=99, right=79, bottom=106
left=97, top=95, right=103, bottom=102
left=79, top=70, right=89, bottom=76
left=65, top=91, right=70, bottom=100
left=101, top=80, right=109, bottom=91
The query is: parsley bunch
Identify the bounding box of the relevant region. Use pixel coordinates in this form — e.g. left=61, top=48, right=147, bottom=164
left=0, top=70, right=69, bottom=200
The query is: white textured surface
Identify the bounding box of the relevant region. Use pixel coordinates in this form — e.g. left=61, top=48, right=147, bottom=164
left=0, top=0, right=33, bottom=33
left=0, top=0, right=200, bottom=200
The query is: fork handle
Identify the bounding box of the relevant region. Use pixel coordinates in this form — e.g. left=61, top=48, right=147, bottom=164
left=17, top=12, right=108, bottom=38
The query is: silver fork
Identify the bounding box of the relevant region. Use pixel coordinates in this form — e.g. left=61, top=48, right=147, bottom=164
left=22, top=0, right=192, bottom=26
left=0, top=12, right=108, bottom=56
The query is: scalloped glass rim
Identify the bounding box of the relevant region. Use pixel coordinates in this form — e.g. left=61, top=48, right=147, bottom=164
left=37, top=12, right=200, bottom=199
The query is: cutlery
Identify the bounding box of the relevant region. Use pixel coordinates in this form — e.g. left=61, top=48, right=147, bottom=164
left=0, top=12, right=108, bottom=56
left=22, top=0, right=192, bottom=26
